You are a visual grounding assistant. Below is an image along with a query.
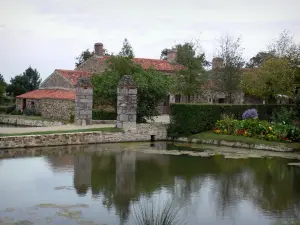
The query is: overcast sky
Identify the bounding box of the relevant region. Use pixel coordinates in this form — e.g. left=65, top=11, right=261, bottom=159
left=0, top=0, right=299, bottom=82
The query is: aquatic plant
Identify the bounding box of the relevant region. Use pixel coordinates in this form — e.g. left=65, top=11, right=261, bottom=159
left=133, top=199, right=186, bottom=225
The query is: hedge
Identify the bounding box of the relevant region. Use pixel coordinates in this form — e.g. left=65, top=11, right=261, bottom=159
left=0, top=105, right=15, bottom=114
left=92, top=109, right=117, bottom=120
left=168, top=104, right=295, bottom=137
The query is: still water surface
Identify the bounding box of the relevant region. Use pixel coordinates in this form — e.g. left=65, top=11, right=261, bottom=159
left=1, top=142, right=300, bottom=225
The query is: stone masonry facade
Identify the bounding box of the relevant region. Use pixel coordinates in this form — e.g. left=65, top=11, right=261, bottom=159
left=75, top=77, right=93, bottom=125
left=117, top=75, right=137, bottom=130
left=0, top=123, right=167, bottom=149
left=15, top=98, right=74, bottom=121
left=40, top=99, right=74, bottom=120
left=40, top=71, right=73, bottom=89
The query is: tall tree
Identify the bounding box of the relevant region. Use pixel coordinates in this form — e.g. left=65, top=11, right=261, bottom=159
left=213, top=35, right=245, bottom=103
left=118, top=38, right=135, bottom=58
left=6, top=66, right=41, bottom=97
left=0, top=74, right=7, bottom=97
left=160, top=48, right=168, bottom=60
left=75, top=49, right=95, bottom=67
left=91, top=56, right=171, bottom=122
left=246, top=51, right=274, bottom=68
left=173, top=41, right=207, bottom=103
left=268, top=30, right=300, bottom=82
left=242, top=58, right=295, bottom=102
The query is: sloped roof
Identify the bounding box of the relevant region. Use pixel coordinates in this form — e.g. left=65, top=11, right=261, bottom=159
left=16, top=89, right=75, bottom=100
left=97, top=56, right=184, bottom=72
left=55, top=69, right=92, bottom=85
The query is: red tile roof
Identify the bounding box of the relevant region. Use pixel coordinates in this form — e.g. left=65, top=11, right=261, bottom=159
left=16, top=89, right=75, bottom=100
left=56, top=69, right=91, bottom=85
left=98, top=57, right=185, bottom=72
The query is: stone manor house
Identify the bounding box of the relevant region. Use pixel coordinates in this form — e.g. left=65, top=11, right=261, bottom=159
left=15, top=42, right=260, bottom=120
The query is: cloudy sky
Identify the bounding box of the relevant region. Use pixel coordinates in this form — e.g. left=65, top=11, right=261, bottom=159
left=0, top=0, right=299, bottom=82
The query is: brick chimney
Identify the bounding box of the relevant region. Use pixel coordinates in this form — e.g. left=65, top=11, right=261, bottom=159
left=94, top=42, right=105, bottom=57
left=167, top=49, right=177, bottom=63
left=212, top=57, right=224, bottom=70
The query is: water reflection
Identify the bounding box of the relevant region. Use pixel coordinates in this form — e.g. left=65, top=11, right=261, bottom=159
left=1, top=142, right=300, bottom=225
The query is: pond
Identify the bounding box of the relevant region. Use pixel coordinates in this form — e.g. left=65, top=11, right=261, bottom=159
left=1, top=142, right=300, bottom=225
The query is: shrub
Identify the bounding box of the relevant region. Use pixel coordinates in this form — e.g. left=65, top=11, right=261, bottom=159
left=10, top=109, right=23, bottom=115
left=272, top=107, right=296, bottom=125
left=242, top=108, right=258, bottom=119
left=69, top=114, right=75, bottom=123
left=92, top=109, right=116, bottom=120
left=295, top=91, right=300, bottom=116
left=168, top=104, right=294, bottom=137
left=0, top=105, right=15, bottom=114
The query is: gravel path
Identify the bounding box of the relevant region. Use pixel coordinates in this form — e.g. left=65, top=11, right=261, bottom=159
left=0, top=115, right=170, bottom=134
left=0, top=124, right=115, bottom=134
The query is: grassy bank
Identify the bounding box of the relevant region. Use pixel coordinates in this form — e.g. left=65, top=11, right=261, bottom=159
left=0, top=127, right=122, bottom=137
left=190, top=131, right=300, bottom=150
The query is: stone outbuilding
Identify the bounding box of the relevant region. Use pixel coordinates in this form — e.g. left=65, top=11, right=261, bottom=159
left=16, top=43, right=185, bottom=120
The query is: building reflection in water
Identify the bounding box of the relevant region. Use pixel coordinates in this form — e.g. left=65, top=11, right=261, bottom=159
left=73, top=155, right=92, bottom=196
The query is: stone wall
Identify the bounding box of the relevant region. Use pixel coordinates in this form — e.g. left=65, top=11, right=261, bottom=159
left=75, top=77, right=93, bottom=125
left=15, top=98, right=40, bottom=112
left=40, top=99, right=74, bottom=120
left=117, top=75, right=137, bottom=130
left=75, top=56, right=107, bottom=73
left=0, top=116, right=63, bottom=127
left=40, top=71, right=73, bottom=89
left=0, top=123, right=167, bottom=149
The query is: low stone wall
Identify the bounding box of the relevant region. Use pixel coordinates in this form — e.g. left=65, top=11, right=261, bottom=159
left=0, top=124, right=167, bottom=149
left=0, top=117, right=63, bottom=127
left=172, top=137, right=295, bottom=152
left=92, top=120, right=116, bottom=124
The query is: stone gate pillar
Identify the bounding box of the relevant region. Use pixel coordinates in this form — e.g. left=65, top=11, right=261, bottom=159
left=75, top=77, right=93, bottom=125
left=117, top=75, right=137, bottom=130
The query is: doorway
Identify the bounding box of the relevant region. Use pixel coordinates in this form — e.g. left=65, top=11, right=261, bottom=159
left=22, top=99, right=26, bottom=111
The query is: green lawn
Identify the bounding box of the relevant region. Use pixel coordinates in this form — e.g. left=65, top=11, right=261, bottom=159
left=190, top=131, right=300, bottom=150
left=0, top=127, right=122, bottom=137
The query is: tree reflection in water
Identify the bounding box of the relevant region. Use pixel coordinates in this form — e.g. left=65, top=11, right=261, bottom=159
left=46, top=142, right=300, bottom=224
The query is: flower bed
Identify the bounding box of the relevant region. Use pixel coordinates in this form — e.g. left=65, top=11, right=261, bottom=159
left=214, top=109, right=300, bottom=143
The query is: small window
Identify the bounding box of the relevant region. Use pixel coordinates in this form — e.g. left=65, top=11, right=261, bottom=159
left=218, top=98, right=225, bottom=103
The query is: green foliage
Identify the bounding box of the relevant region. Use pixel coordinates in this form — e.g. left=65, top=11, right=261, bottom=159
left=0, top=105, right=15, bottom=114
left=118, top=38, right=134, bottom=58
left=168, top=104, right=294, bottom=137
left=173, top=42, right=207, bottom=102
left=91, top=56, right=172, bottom=122
left=133, top=199, right=185, bottom=225
left=6, top=66, right=41, bottom=97
left=0, top=73, right=7, bottom=98
left=242, top=58, right=295, bottom=100
left=23, top=108, right=41, bottom=116
left=160, top=48, right=168, bottom=60
left=295, top=91, right=300, bottom=116
left=246, top=51, right=275, bottom=68
left=213, top=35, right=245, bottom=103
left=10, top=109, right=23, bottom=115
left=92, top=110, right=116, bottom=120
left=272, top=107, right=296, bottom=125
left=69, top=113, right=75, bottom=123
left=215, top=118, right=300, bottom=142
left=75, top=49, right=94, bottom=67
